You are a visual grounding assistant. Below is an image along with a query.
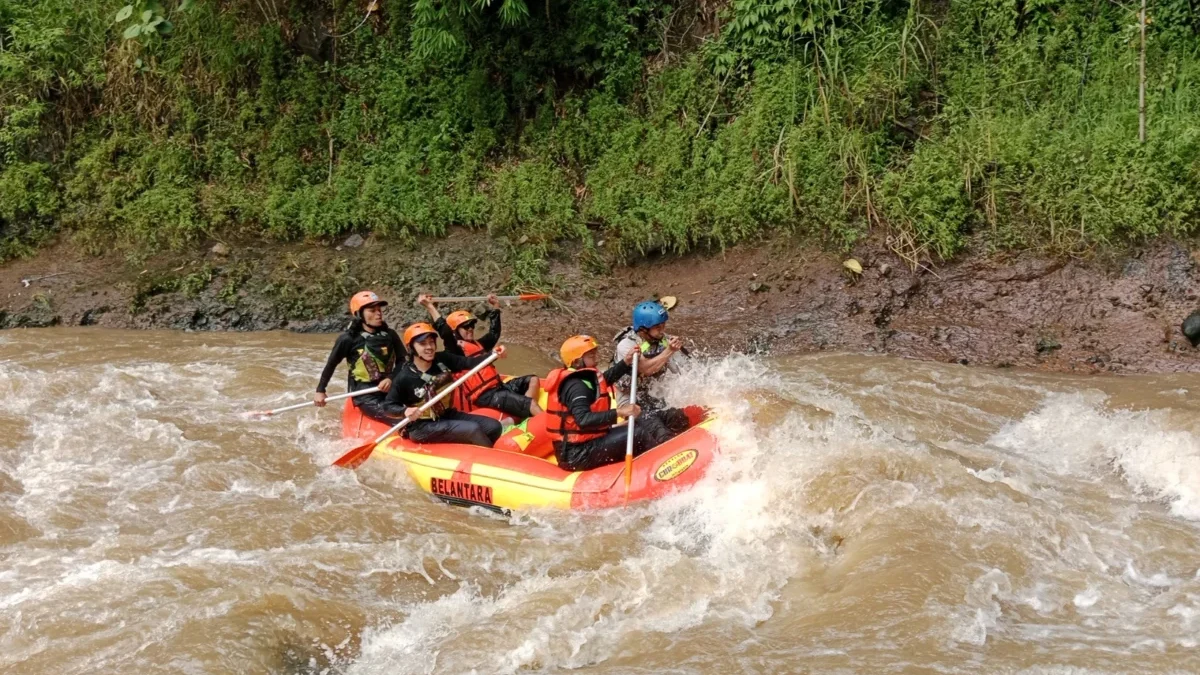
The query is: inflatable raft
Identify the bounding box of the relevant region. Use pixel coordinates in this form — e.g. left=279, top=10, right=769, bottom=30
left=341, top=400, right=719, bottom=511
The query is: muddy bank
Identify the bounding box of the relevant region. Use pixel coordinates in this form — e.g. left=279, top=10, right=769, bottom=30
left=2, top=230, right=1199, bottom=374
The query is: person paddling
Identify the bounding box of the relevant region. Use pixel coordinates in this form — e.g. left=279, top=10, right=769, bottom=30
left=613, top=300, right=686, bottom=409
left=544, top=335, right=689, bottom=471
left=417, top=293, right=543, bottom=421
left=314, top=291, right=405, bottom=423
left=382, top=322, right=506, bottom=447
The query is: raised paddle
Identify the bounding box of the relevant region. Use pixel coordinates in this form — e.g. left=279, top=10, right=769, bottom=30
left=244, top=386, right=381, bottom=418
left=430, top=293, right=548, bottom=303
left=332, top=351, right=501, bottom=469
left=623, top=351, right=640, bottom=503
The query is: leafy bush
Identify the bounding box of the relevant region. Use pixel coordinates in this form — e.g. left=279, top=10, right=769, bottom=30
left=489, top=159, right=580, bottom=246
left=0, top=0, right=1196, bottom=265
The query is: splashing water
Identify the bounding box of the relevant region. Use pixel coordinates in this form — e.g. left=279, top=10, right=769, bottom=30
left=1, top=329, right=1199, bottom=674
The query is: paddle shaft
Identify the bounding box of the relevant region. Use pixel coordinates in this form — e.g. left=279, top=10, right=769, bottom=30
left=253, top=386, right=380, bottom=417
left=430, top=294, right=546, bottom=303
left=333, top=352, right=500, bottom=468
left=623, top=352, right=639, bottom=499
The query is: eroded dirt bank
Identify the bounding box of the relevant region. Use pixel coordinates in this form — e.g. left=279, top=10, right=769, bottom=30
left=2, top=230, right=1199, bottom=374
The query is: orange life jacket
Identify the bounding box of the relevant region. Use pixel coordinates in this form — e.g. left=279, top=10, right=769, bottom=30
left=450, top=339, right=504, bottom=412
left=544, top=367, right=613, bottom=445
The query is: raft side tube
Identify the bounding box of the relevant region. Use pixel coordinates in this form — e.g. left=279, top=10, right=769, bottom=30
left=341, top=398, right=719, bottom=510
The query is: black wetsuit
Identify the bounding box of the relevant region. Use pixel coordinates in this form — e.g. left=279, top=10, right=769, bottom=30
left=554, top=361, right=689, bottom=472
left=436, top=310, right=537, bottom=419
left=384, top=352, right=503, bottom=447
left=316, top=323, right=405, bottom=422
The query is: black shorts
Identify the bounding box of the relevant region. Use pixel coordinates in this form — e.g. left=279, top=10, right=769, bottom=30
left=554, top=408, right=683, bottom=472
left=353, top=392, right=404, bottom=424
left=474, top=386, right=536, bottom=420
left=405, top=410, right=502, bottom=447
left=501, top=374, right=535, bottom=395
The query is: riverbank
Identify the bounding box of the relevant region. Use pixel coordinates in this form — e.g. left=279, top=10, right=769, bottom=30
left=2, top=230, right=1199, bottom=374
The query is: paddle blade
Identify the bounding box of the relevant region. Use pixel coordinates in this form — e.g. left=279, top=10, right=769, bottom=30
left=622, top=454, right=634, bottom=503
left=332, top=440, right=376, bottom=469
left=682, top=405, right=712, bottom=427
left=518, top=293, right=549, bottom=301
left=242, top=410, right=272, bottom=419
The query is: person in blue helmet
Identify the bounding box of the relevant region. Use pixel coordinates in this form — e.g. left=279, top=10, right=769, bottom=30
left=612, top=300, right=687, bottom=413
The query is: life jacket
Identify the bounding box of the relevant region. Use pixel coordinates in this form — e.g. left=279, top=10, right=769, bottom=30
left=611, top=328, right=670, bottom=399
left=450, top=339, right=504, bottom=412
left=613, top=326, right=669, bottom=364
left=407, top=360, right=455, bottom=421
left=544, top=367, right=613, bottom=446
left=349, top=328, right=398, bottom=385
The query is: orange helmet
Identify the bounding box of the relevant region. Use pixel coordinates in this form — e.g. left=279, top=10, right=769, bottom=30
left=403, top=322, right=438, bottom=348
left=446, top=310, right=476, bottom=332
left=559, top=335, right=599, bottom=367
left=349, top=290, right=387, bottom=316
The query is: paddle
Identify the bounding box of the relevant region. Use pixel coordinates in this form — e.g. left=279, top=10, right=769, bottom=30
left=244, top=386, right=381, bottom=418
left=623, top=351, right=640, bottom=503
left=430, top=293, right=548, bottom=303
left=332, top=351, right=502, bottom=469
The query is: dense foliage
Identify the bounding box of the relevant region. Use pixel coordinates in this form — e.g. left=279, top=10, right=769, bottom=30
left=0, top=0, right=1197, bottom=263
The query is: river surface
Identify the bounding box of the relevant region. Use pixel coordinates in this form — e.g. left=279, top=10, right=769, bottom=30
left=2, top=328, right=1200, bottom=674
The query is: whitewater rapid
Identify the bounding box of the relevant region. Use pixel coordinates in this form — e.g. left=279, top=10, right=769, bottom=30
left=1, top=329, right=1199, bottom=674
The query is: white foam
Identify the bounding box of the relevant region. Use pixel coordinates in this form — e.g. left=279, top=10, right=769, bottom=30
left=949, top=568, right=1011, bottom=645
left=346, top=355, right=897, bottom=673
left=1073, top=587, right=1101, bottom=608
left=1122, top=561, right=1179, bottom=588
left=968, top=466, right=1033, bottom=495
left=990, top=392, right=1200, bottom=520
left=6, top=339, right=1200, bottom=674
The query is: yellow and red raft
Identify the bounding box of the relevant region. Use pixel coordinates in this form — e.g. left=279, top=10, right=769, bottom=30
left=341, top=400, right=719, bottom=511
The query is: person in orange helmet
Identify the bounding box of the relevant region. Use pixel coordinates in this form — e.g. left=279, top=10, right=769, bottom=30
left=542, top=335, right=688, bottom=472
left=314, top=291, right=405, bottom=423
left=381, top=322, right=506, bottom=447
left=417, top=293, right=542, bottom=421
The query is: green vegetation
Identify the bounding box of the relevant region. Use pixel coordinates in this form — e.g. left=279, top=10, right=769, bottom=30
left=1, top=0, right=1197, bottom=266
left=129, top=261, right=215, bottom=312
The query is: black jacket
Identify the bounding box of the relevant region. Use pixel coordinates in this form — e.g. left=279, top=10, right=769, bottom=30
left=384, top=351, right=493, bottom=409
left=315, top=324, right=404, bottom=393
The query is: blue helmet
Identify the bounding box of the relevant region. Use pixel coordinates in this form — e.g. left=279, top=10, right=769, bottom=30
left=632, top=301, right=669, bottom=332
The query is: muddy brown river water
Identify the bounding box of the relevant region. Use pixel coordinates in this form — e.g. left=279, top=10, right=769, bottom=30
left=2, top=328, right=1199, bottom=674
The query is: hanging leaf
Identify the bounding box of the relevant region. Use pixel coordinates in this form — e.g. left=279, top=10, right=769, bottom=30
left=115, top=5, right=134, bottom=22
left=123, top=23, right=143, bottom=39
left=149, top=16, right=164, bottom=27
left=141, top=10, right=154, bottom=23
left=843, top=258, right=863, bottom=274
